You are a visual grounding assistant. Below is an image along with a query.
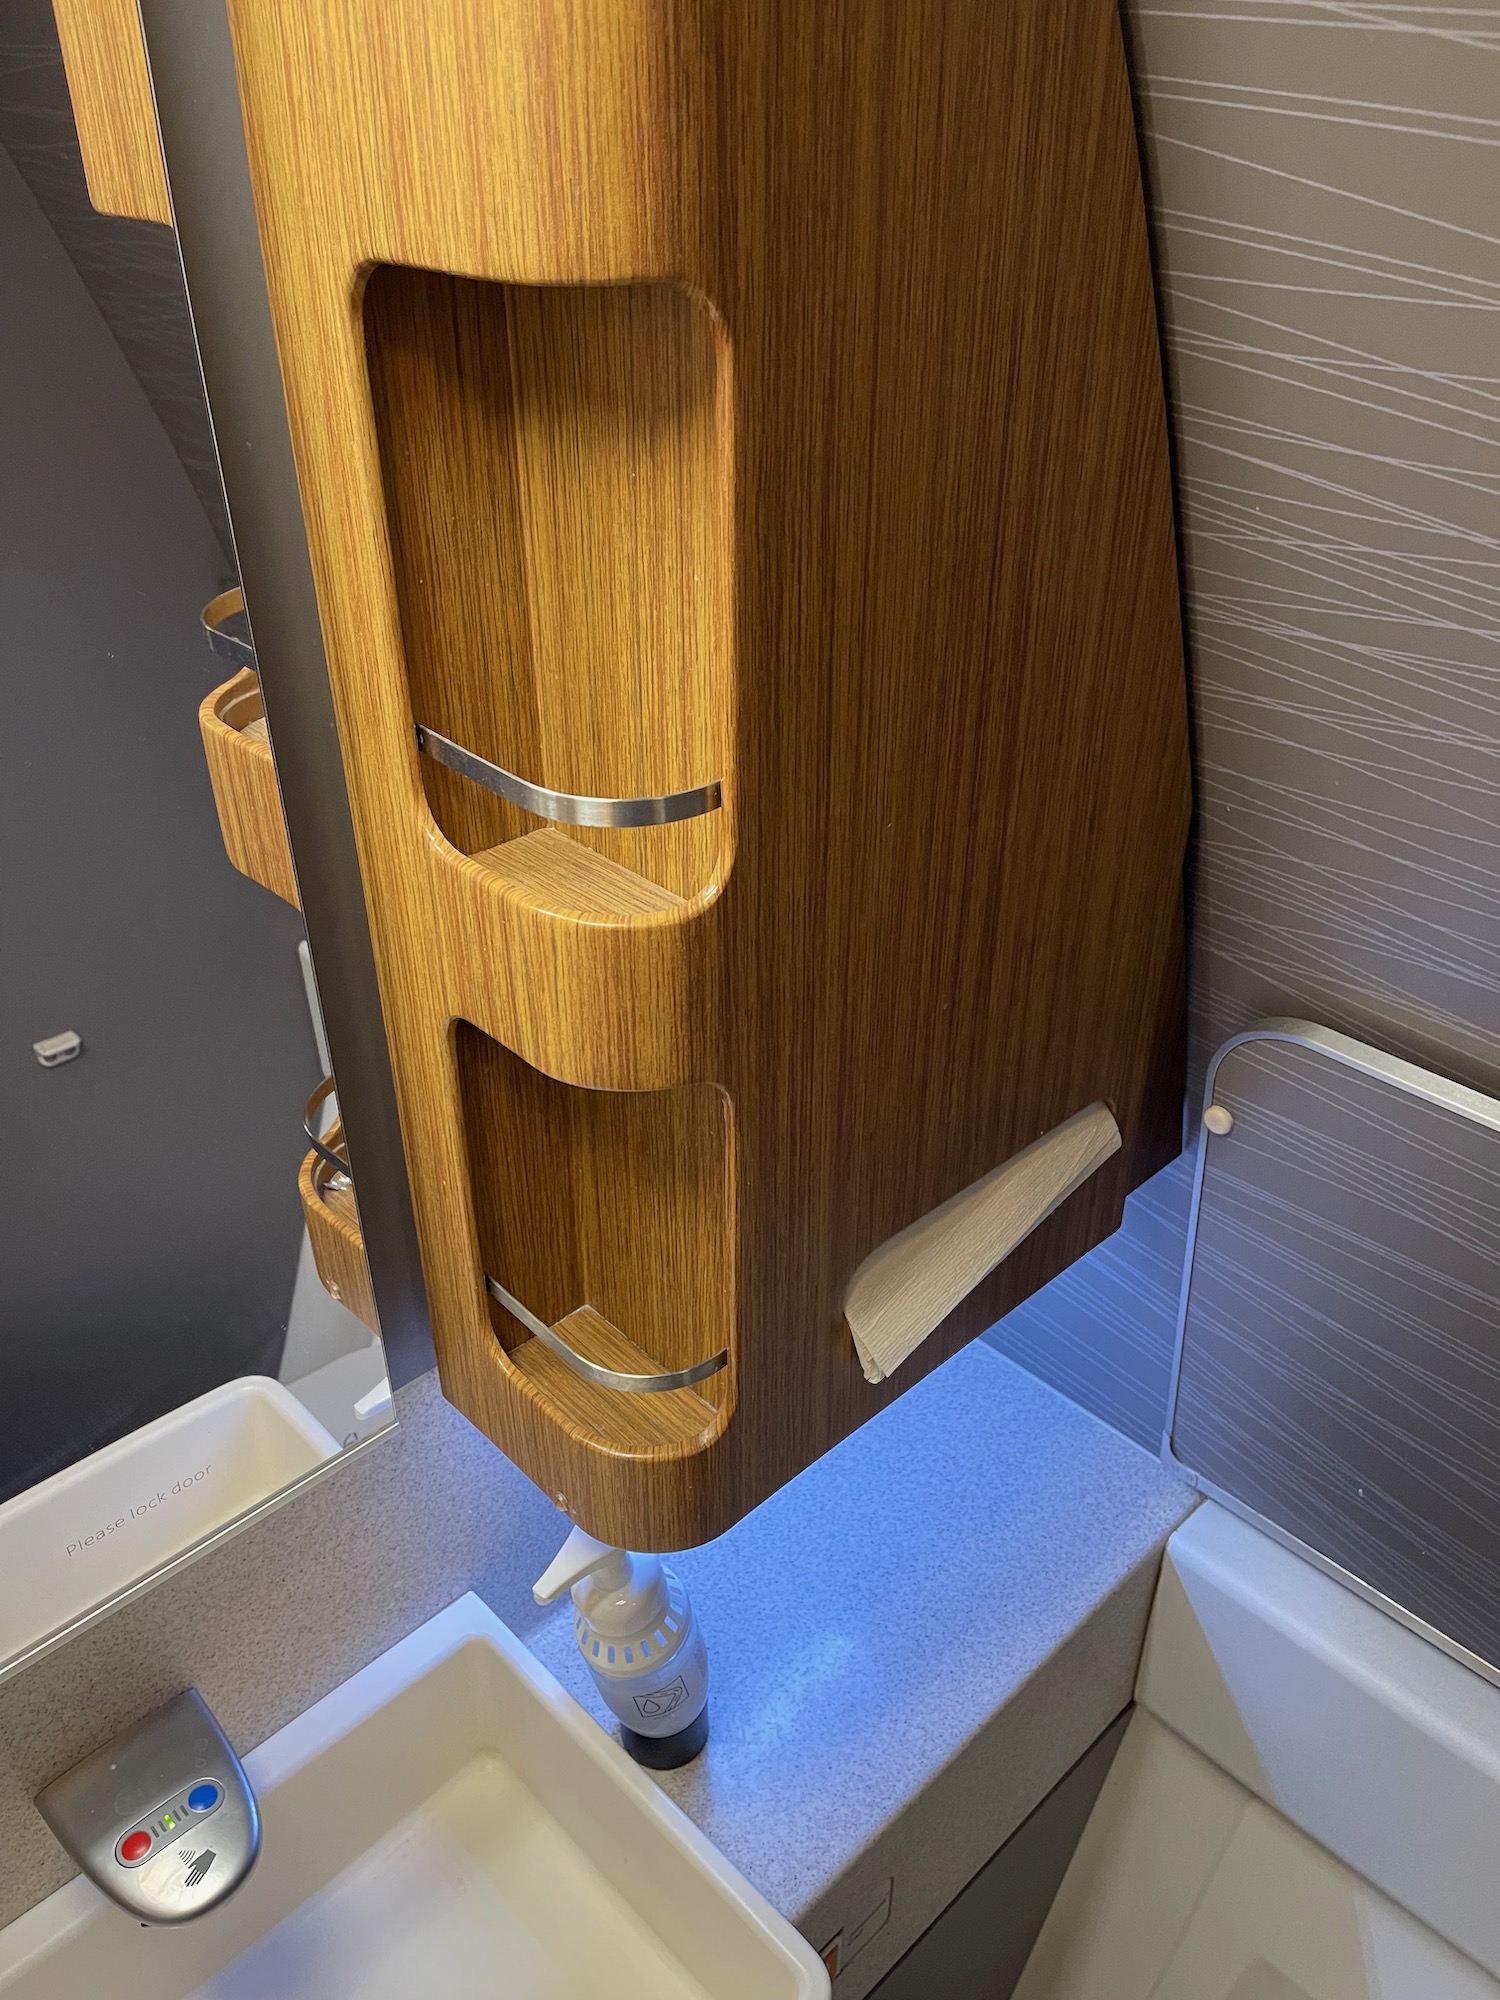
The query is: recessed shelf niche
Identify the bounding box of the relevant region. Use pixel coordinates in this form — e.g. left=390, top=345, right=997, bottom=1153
left=364, top=268, right=730, bottom=906
left=455, top=1022, right=734, bottom=1457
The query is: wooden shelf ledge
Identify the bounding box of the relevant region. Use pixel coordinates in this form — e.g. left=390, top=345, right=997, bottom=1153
left=474, top=828, right=687, bottom=923
left=493, top=1303, right=721, bottom=1455
left=431, top=836, right=723, bottom=1093
left=199, top=669, right=300, bottom=909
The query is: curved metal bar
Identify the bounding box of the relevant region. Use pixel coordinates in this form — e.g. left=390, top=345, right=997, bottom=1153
left=416, top=725, right=722, bottom=830
left=303, top=1075, right=351, bottom=1179
left=485, top=1276, right=728, bottom=1395
left=201, top=587, right=256, bottom=671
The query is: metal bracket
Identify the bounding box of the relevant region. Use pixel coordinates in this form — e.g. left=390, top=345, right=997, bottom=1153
left=303, top=1075, right=351, bottom=1182
left=485, top=1276, right=728, bottom=1394
left=200, top=586, right=256, bottom=671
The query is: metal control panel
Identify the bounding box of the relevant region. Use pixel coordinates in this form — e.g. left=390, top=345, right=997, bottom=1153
left=35, top=1689, right=259, bottom=1922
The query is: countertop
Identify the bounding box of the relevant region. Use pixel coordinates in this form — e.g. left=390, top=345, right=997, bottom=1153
left=528, top=1341, right=1195, bottom=1991
left=1, top=1341, right=1191, bottom=1981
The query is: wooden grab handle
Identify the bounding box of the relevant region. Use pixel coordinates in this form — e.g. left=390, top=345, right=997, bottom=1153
left=844, top=1102, right=1122, bottom=1383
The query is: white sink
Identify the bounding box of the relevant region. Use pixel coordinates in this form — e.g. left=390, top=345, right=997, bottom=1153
left=0, top=1595, right=829, bottom=1999
left=0, top=1378, right=341, bottom=1675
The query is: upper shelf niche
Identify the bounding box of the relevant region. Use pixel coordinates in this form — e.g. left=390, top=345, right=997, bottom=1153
left=364, top=269, right=731, bottom=908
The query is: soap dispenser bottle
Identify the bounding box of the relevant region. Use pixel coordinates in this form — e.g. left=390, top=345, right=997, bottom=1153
left=534, top=1527, right=709, bottom=1769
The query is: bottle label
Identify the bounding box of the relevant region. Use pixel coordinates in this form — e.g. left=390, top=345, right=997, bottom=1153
left=631, top=1675, right=692, bottom=1723
left=592, top=1620, right=708, bottom=1737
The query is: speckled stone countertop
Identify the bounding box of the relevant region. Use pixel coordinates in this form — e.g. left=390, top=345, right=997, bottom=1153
left=527, top=1342, right=1195, bottom=1994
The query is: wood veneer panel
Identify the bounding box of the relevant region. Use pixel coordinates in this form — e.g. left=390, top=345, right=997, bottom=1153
left=846, top=1103, right=1124, bottom=1384
left=51, top=0, right=171, bottom=224
left=226, top=0, right=1191, bottom=1546
left=474, top=831, right=686, bottom=923
left=198, top=670, right=300, bottom=910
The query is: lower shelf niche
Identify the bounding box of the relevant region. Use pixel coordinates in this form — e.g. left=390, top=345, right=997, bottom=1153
left=454, top=1022, right=734, bottom=1455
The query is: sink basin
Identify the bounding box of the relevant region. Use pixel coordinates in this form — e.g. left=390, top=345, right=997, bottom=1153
left=0, top=1378, right=341, bottom=1676
left=0, top=1595, right=828, bottom=1999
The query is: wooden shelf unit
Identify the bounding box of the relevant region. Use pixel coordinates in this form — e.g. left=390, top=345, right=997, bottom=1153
left=198, top=668, right=300, bottom=910
left=51, top=0, right=171, bottom=224
left=84, top=0, right=1193, bottom=1547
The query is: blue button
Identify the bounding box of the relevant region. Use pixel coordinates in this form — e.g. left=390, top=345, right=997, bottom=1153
left=187, top=1782, right=220, bottom=1813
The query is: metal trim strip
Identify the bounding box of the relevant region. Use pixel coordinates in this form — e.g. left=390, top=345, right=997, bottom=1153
left=417, top=725, right=723, bottom=830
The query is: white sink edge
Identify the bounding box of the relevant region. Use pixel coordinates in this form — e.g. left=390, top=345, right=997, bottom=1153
left=0, top=1593, right=830, bottom=1999
left=248, top=1592, right=827, bottom=1975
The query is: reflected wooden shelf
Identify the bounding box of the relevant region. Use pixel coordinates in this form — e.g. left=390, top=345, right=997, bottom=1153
left=198, top=666, right=300, bottom=910
left=51, top=0, right=171, bottom=223
left=297, top=1122, right=379, bottom=1337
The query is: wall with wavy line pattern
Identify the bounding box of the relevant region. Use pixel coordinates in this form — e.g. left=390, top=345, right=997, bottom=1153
left=988, top=0, right=1500, bottom=1450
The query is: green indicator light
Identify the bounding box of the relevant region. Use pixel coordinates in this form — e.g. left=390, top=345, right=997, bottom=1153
left=161, top=1813, right=177, bottom=1831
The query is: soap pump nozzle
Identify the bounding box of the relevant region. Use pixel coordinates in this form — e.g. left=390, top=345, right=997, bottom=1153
left=534, top=1525, right=709, bottom=1769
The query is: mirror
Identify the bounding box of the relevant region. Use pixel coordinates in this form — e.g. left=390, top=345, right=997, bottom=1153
left=0, top=10, right=394, bottom=1678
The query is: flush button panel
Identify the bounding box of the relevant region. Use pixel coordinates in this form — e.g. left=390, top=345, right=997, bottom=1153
left=35, top=1690, right=258, bottom=1924
left=114, top=1777, right=223, bottom=1867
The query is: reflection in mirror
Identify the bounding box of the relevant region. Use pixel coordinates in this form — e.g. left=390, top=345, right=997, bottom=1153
left=0, top=25, right=392, bottom=1679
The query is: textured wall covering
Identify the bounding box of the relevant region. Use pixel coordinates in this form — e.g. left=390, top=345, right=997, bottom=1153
left=1134, top=0, right=1500, bottom=1091
left=986, top=1152, right=1194, bottom=1453
left=1173, top=1032, right=1500, bottom=1670
left=991, top=0, right=1500, bottom=1445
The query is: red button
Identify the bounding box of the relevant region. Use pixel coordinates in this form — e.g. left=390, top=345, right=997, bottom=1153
left=119, top=1831, right=151, bottom=1863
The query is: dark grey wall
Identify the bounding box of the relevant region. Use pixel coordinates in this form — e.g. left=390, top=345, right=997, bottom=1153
left=0, top=0, right=231, bottom=556
left=1174, top=1033, right=1500, bottom=1670
left=0, top=137, right=316, bottom=1501
left=987, top=0, right=1500, bottom=1452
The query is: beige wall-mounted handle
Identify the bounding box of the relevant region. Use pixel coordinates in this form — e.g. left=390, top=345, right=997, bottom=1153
left=844, top=1101, right=1122, bottom=1384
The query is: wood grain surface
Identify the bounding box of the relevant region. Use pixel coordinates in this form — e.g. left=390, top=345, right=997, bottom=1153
left=847, top=1104, right=1124, bottom=1385
left=224, top=0, right=1190, bottom=1546
left=298, top=1129, right=380, bottom=1336
left=50, top=0, right=170, bottom=223
left=198, top=669, right=301, bottom=911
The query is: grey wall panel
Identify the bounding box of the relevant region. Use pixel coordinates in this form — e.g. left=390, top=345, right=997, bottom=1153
left=0, top=0, right=232, bottom=557
left=1172, top=1032, right=1500, bottom=1673
left=1128, top=0, right=1500, bottom=1099
left=986, top=1153, right=1195, bottom=1452
left=0, top=141, right=315, bottom=1500
left=992, top=2, right=1500, bottom=1450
